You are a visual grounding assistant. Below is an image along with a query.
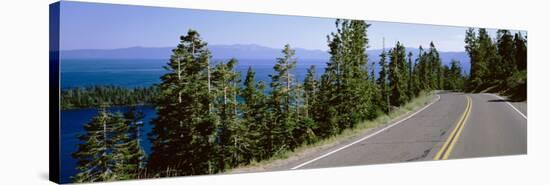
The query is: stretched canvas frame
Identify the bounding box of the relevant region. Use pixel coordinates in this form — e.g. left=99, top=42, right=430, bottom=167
left=50, top=1, right=527, bottom=184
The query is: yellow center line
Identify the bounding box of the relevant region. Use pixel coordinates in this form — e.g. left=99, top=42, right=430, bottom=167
left=433, top=95, right=472, bottom=160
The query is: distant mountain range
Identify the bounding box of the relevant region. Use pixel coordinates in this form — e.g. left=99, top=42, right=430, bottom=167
left=61, top=44, right=470, bottom=73
left=60, top=44, right=330, bottom=60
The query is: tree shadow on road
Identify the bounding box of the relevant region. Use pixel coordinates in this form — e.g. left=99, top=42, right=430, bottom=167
left=487, top=99, right=524, bottom=103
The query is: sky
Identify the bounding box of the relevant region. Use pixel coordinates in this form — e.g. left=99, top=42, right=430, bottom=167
left=59, top=1, right=523, bottom=52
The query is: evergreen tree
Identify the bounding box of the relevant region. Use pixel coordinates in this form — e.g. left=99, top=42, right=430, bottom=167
left=495, top=29, right=518, bottom=91
left=443, top=60, right=464, bottom=91
left=269, top=44, right=299, bottom=152
left=110, top=112, right=137, bottom=180
left=297, top=65, right=319, bottom=145
left=72, top=106, right=115, bottom=182
left=148, top=29, right=217, bottom=176
left=465, top=28, right=482, bottom=91
left=303, top=65, right=317, bottom=119
left=442, top=65, right=451, bottom=89
left=241, top=67, right=271, bottom=161
left=514, top=32, right=527, bottom=71
left=120, top=107, right=147, bottom=175
left=210, top=58, right=241, bottom=169
left=482, top=32, right=502, bottom=88
left=72, top=105, right=143, bottom=182
left=416, top=46, right=430, bottom=91
left=427, top=42, right=443, bottom=89
left=314, top=20, right=345, bottom=137
left=377, top=49, right=390, bottom=113
left=411, top=57, right=421, bottom=96
left=465, top=28, right=497, bottom=91
left=318, top=19, right=373, bottom=131
left=313, top=74, right=340, bottom=137
left=407, top=51, right=414, bottom=99
left=367, top=60, right=380, bottom=119
left=509, top=32, right=527, bottom=100
left=388, top=42, right=408, bottom=106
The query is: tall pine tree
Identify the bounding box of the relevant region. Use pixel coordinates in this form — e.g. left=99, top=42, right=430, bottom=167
left=377, top=48, right=390, bottom=113
left=269, top=44, right=299, bottom=152
left=388, top=42, right=408, bottom=106
left=210, top=58, right=241, bottom=169
left=240, top=67, right=271, bottom=161
left=72, top=105, right=144, bottom=182
left=148, top=29, right=217, bottom=176
left=72, top=106, right=115, bottom=182
left=319, top=19, right=373, bottom=130
left=496, top=29, right=517, bottom=90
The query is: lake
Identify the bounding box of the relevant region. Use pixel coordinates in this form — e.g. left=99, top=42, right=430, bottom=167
left=60, top=58, right=328, bottom=89
left=59, top=58, right=327, bottom=183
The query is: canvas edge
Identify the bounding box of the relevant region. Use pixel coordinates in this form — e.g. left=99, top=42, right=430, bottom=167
left=49, top=1, right=61, bottom=184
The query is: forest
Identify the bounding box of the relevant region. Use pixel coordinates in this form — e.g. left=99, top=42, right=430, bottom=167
left=61, top=85, right=158, bottom=110
left=70, top=19, right=526, bottom=182
left=465, top=28, right=527, bottom=100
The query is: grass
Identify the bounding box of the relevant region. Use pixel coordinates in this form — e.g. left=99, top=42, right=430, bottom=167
left=228, top=91, right=436, bottom=172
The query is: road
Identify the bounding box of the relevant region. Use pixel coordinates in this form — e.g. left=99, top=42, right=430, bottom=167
left=281, top=92, right=527, bottom=170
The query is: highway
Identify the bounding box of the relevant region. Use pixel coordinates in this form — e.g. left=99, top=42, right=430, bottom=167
left=278, top=92, right=527, bottom=170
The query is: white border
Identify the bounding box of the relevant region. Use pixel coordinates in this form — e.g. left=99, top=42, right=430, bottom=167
left=0, top=0, right=547, bottom=185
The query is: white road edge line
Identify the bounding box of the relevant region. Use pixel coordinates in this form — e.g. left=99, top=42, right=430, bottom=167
left=290, top=94, right=442, bottom=170
left=487, top=93, right=527, bottom=119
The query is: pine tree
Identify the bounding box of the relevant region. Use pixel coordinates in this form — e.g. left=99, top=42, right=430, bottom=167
left=241, top=67, right=271, bottom=161
left=211, top=58, right=241, bottom=169
left=296, top=65, right=319, bottom=145
left=110, top=112, right=136, bottom=180
left=388, top=42, right=408, bottom=106
left=349, top=20, right=375, bottom=121
left=496, top=29, right=517, bottom=90
left=509, top=32, right=527, bottom=100
left=482, top=29, right=501, bottom=88
left=368, top=60, right=381, bottom=117
left=72, top=105, right=144, bottom=182
left=72, top=106, right=115, bottom=182
left=465, top=28, right=497, bottom=91
left=377, top=49, right=390, bottom=113
left=416, top=46, right=430, bottom=91
left=314, top=20, right=345, bottom=137
left=269, top=44, right=299, bottom=152
left=303, top=65, right=317, bottom=120
left=443, top=60, right=464, bottom=91
left=148, top=29, right=217, bottom=176
left=465, top=28, right=483, bottom=91
left=451, top=60, right=464, bottom=91
left=407, top=52, right=414, bottom=99
left=426, top=42, right=442, bottom=89
left=411, top=57, right=421, bottom=96
left=514, top=32, right=527, bottom=71
left=122, top=107, right=146, bottom=171
left=319, top=19, right=373, bottom=130
left=314, top=74, right=340, bottom=138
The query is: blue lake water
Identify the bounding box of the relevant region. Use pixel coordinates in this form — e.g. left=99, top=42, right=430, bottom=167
left=59, top=58, right=327, bottom=183
left=61, top=59, right=327, bottom=89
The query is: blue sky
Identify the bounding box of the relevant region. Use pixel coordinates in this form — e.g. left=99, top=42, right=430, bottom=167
left=59, top=1, right=520, bottom=52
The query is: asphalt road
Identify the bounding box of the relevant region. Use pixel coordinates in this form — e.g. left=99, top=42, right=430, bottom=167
left=285, top=92, right=527, bottom=170
left=449, top=93, right=527, bottom=159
